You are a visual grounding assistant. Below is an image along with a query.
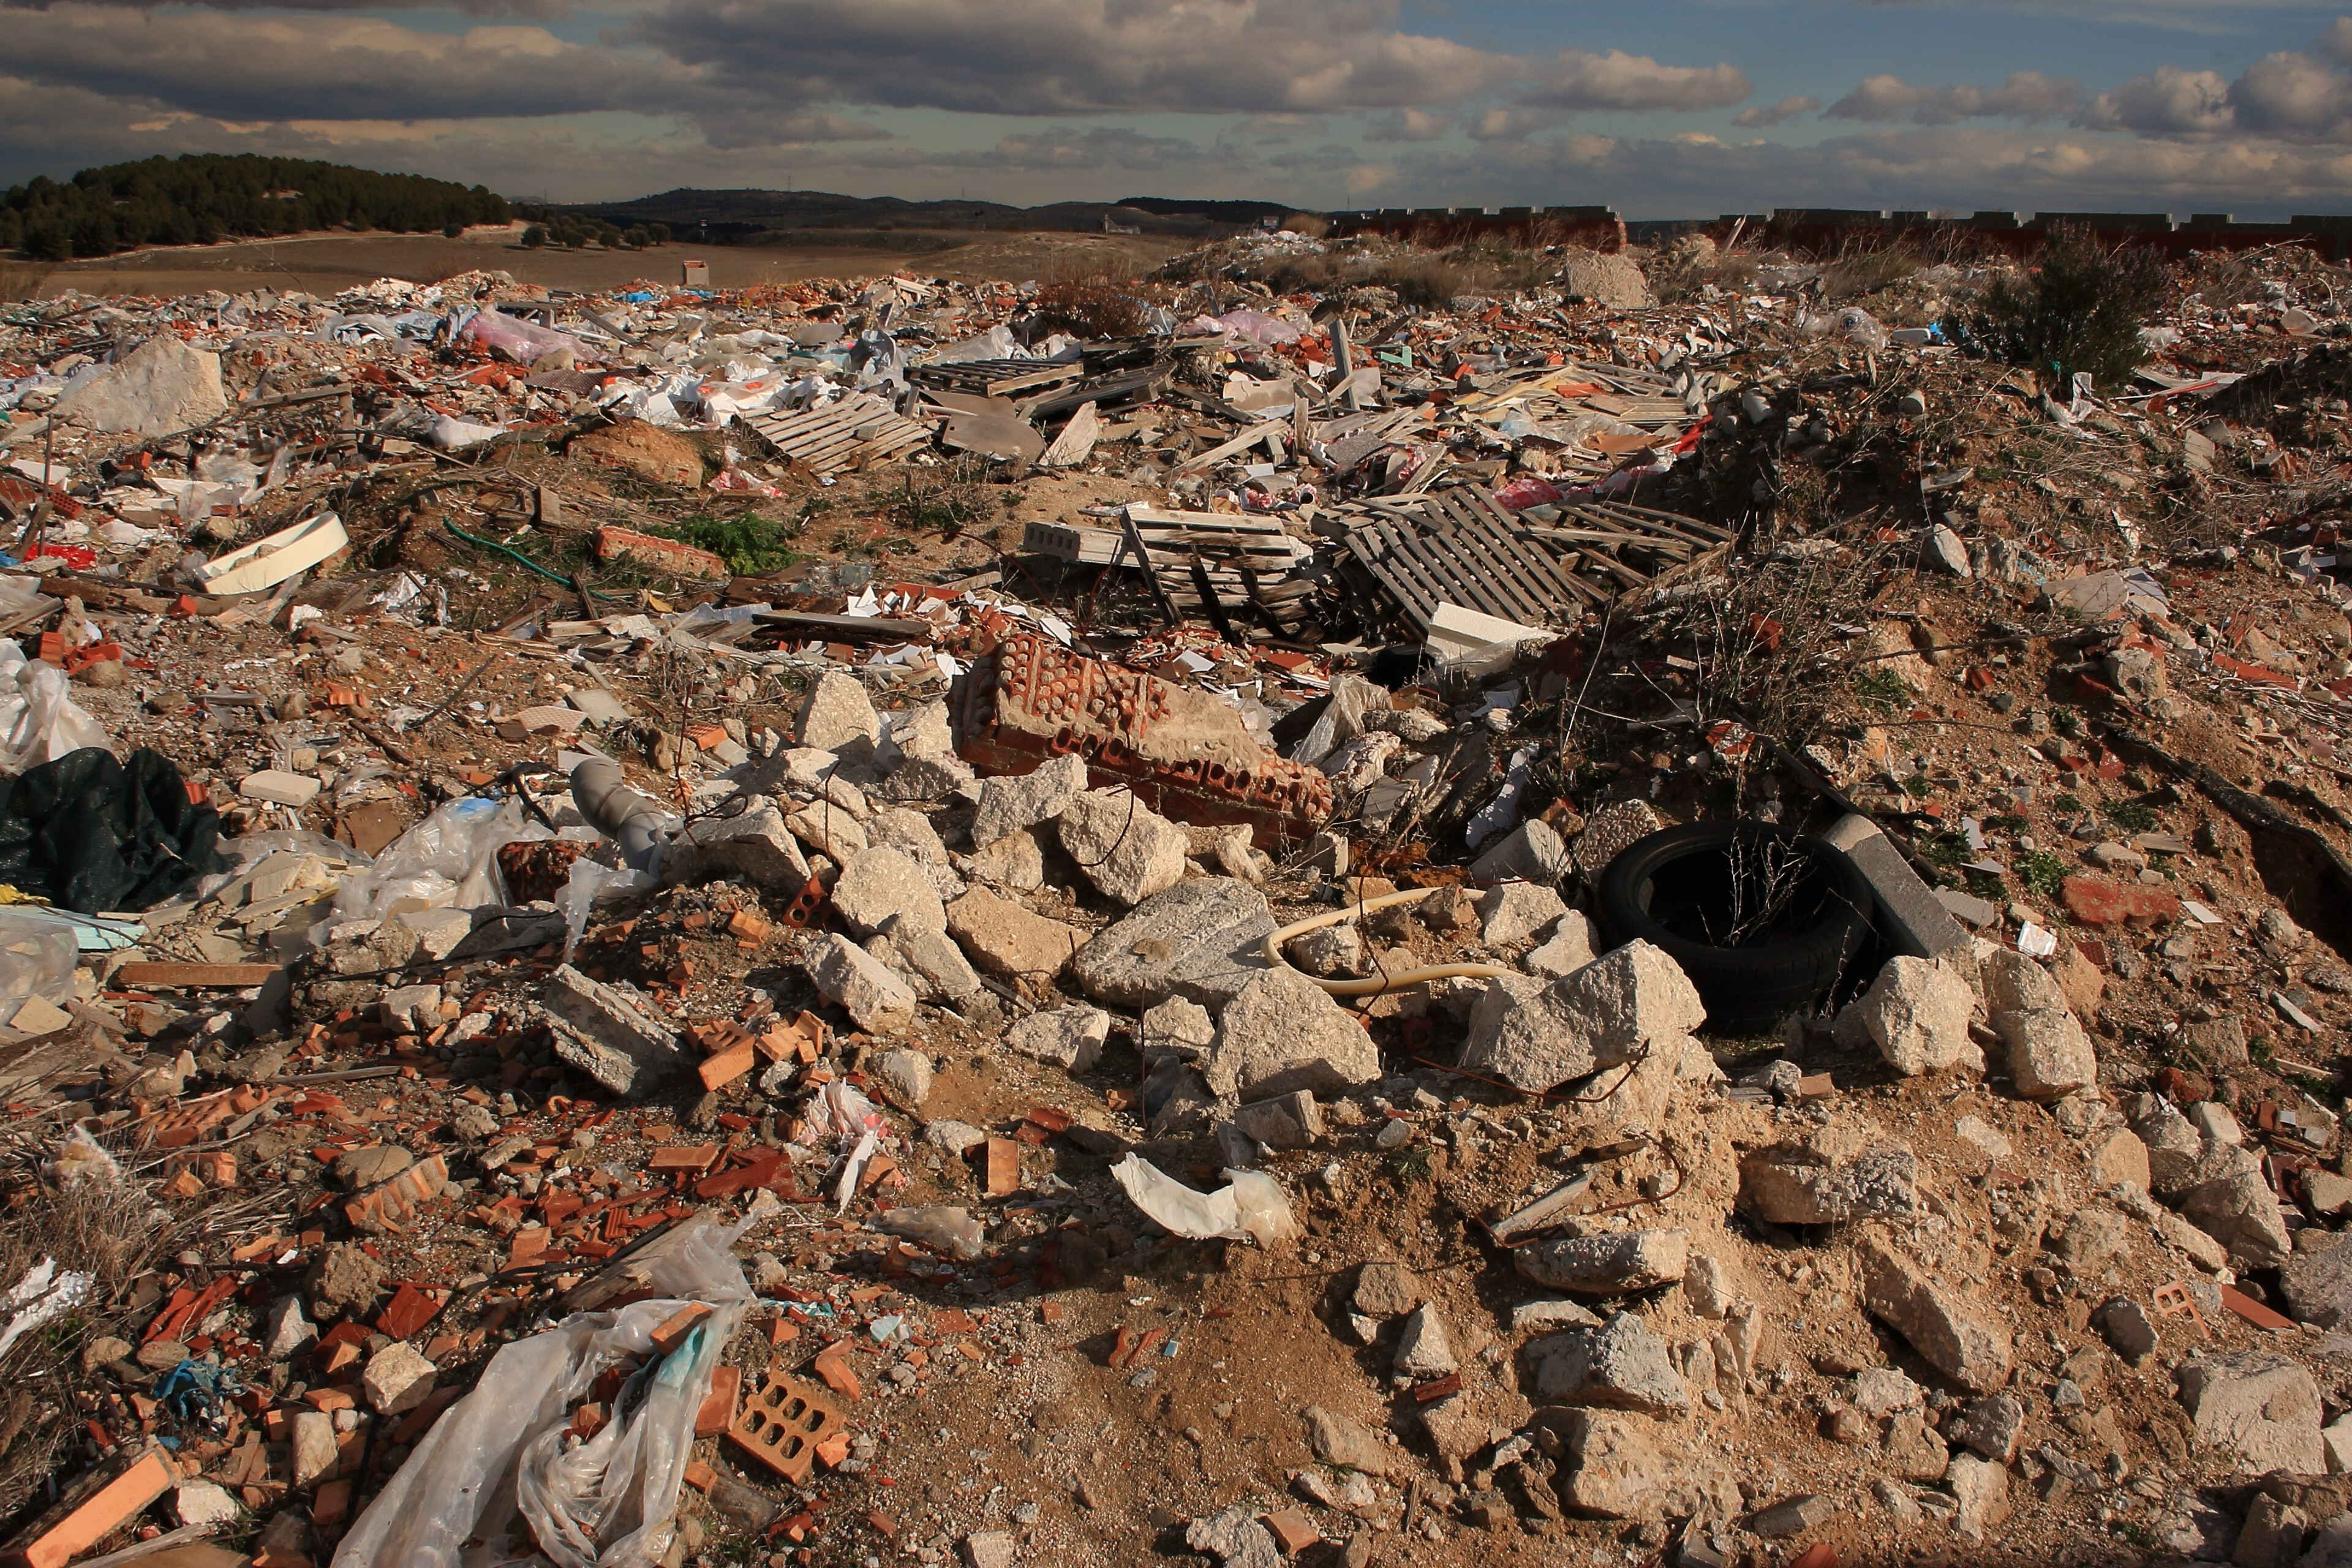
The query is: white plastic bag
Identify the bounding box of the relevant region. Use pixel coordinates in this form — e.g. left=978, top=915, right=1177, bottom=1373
left=1111, top=1154, right=1295, bottom=1246
left=0, top=644, right=110, bottom=773
left=328, top=795, right=545, bottom=928
left=556, top=857, right=655, bottom=959
left=0, top=907, right=81, bottom=1010
left=333, top=1214, right=756, bottom=1568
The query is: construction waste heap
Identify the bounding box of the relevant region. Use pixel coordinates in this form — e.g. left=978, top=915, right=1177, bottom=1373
left=0, top=227, right=2350, bottom=1568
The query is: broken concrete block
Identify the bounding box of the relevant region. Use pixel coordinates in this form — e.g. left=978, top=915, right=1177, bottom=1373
left=1513, top=1228, right=1687, bottom=1295
left=1392, top=1304, right=1457, bottom=1380
left=1072, top=878, right=1273, bottom=1009
left=1056, top=788, right=1189, bottom=907
left=870, top=1048, right=933, bottom=1107
left=1820, top=814, right=1970, bottom=960
left=1231, top=1090, right=1324, bottom=1149
left=1524, top=911, right=1598, bottom=979
left=291, top=1409, right=337, bottom=1486
left=1945, top=1452, right=2010, bottom=1540
left=2176, top=1352, right=2325, bottom=1473
left=1459, top=940, right=1704, bottom=1093
left=1469, top=818, right=1571, bottom=886
left=1553, top=1409, right=1740, bottom=1520
left=1006, top=1006, right=1110, bottom=1073
left=53, top=333, right=228, bottom=435
left=1997, top=1005, right=2099, bottom=1101
left=890, top=922, right=984, bottom=1003
left=832, top=847, right=948, bottom=937
left=542, top=965, right=680, bottom=1097
left=1740, top=1137, right=1917, bottom=1226
left=1848, top=956, right=1981, bottom=1077
left=664, top=801, right=810, bottom=892
left=808, top=935, right=918, bottom=1033
left=970, top=752, right=1089, bottom=849
left=238, top=769, right=320, bottom=808
left=1208, top=969, right=1378, bottom=1100
left=784, top=804, right=867, bottom=862
left=361, top=1341, right=436, bottom=1415
left=945, top=887, right=1085, bottom=978
left=963, top=825, right=1050, bottom=891
left=2178, top=1150, right=2292, bottom=1270
left=1857, top=1230, right=2011, bottom=1393
left=797, top=671, right=879, bottom=753
left=868, top=750, right=975, bottom=804
left=1524, top=1312, right=1688, bottom=1415
left=1479, top=882, right=1567, bottom=947
left=1140, top=995, right=1216, bottom=1057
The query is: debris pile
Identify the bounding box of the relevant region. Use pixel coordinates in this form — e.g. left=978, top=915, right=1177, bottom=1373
left=0, top=230, right=2347, bottom=1568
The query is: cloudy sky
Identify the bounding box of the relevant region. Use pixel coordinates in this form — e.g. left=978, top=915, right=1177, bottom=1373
left=5, top=0, right=2352, bottom=217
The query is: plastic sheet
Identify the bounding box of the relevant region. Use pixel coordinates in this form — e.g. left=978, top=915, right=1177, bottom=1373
left=1110, top=1155, right=1295, bottom=1246
left=456, top=308, right=581, bottom=366
left=0, top=643, right=109, bottom=773
left=333, top=1214, right=756, bottom=1568
left=0, top=908, right=83, bottom=1010
left=328, top=794, right=545, bottom=928
left=556, top=857, right=655, bottom=959
left=0, top=747, right=222, bottom=914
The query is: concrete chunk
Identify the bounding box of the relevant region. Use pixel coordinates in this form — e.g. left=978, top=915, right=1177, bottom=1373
left=1208, top=969, right=1379, bottom=1100
left=1056, top=788, right=1189, bottom=907
left=1513, top=1227, right=1687, bottom=1295
left=807, top=933, right=918, bottom=1033
left=1857, top=1229, right=2011, bottom=1393
left=832, top=847, right=948, bottom=937
left=2176, top=1352, right=2324, bottom=1473
left=1524, top=1311, right=1688, bottom=1415
left=541, top=964, right=680, bottom=1096
left=1460, top=940, right=1704, bottom=1094
left=1469, top=818, right=1571, bottom=886
left=797, top=671, right=880, bottom=753
left=970, top=752, right=1088, bottom=848
left=1555, top=1409, right=1740, bottom=1520
left=1820, top=814, right=1970, bottom=959
left=945, top=887, right=1085, bottom=978
left=1849, top=955, right=1981, bottom=1077
left=1478, top=881, right=1568, bottom=946
left=54, top=333, right=228, bottom=436
left=1072, top=878, right=1273, bottom=1009
left=663, top=801, right=810, bottom=892
left=1006, top=1006, right=1110, bottom=1072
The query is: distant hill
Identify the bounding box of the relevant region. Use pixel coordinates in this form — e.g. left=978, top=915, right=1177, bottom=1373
left=1, top=154, right=509, bottom=262
left=543, top=187, right=1291, bottom=243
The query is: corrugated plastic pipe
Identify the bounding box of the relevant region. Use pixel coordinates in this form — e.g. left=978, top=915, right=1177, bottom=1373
left=1264, top=884, right=1517, bottom=996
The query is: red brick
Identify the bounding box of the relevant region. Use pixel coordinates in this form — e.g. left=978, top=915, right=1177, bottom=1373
left=2060, top=875, right=2181, bottom=927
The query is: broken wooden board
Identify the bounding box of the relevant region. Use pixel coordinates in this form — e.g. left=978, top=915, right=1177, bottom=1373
left=737, top=392, right=933, bottom=478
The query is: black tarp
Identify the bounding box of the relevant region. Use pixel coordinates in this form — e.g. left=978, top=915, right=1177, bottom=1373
left=0, top=748, right=224, bottom=913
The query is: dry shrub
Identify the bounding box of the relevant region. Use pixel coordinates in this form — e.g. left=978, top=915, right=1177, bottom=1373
left=1281, top=213, right=1332, bottom=238
left=1033, top=277, right=1150, bottom=339
left=0, top=1131, right=209, bottom=1524
left=1820, top=236, right=1924, bottom=301
left=1970, top=223, right=2176, bottom=393
left=2187, top=247, right=2266, bottom=311
left=1365, top=255, right=1466, bottom=307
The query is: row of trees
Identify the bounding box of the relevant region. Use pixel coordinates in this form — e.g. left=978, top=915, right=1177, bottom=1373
left=519, top=217, right=671, bottom=251
left=0, top=154, right=510, bottom=260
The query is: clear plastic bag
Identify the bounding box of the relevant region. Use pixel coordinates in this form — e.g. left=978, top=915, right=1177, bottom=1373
left=0, top=644, right=110, bottom=773
left=456, top=309, right=581, bottom=366
left=328, top=796, right=545, bottom=928
left=0, top=906, right=85, bottom=1009
left=333, top=1214, right=756, bottom=1568
left=556, top=857, right=655, bottom=959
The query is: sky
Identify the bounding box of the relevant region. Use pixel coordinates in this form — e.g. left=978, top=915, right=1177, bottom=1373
left=6, top=0, right=2352, bottom=219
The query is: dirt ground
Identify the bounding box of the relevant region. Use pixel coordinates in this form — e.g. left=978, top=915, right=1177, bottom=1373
left=15, top=228, right=1191, bottom=301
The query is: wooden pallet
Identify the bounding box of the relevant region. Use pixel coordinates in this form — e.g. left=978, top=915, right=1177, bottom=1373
left=738, top=393, right=933, bottom=477
left=1335, top=486, right=1727, bottom=635
left=908, top=358, right=1084, bottom=399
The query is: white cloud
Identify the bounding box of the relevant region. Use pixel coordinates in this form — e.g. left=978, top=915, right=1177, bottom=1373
left=1826, top=70, right=2079, bottom=125
left=2083, top=22, right=2352, bottom=142
left=1518, top=48, right=1749, bottom=113
left=635, top=0, right=1528, bottom=116
left=1366, top=107, right=1453, bottom=141
left=1733, top=95, right=1820, bottom=129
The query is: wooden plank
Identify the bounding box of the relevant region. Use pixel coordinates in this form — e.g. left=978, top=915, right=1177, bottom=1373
left=115, top=963, right=281, bottom=989
left=1460, top=489, right=1603, bottom=609
left=1428, top=494, right=1554, bottom=625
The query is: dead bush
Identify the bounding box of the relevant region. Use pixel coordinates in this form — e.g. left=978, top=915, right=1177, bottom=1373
left=1820, top=236, right=1924, bottom=301
left=2186, top=247, right=2266, bottom=311
left=1033, top=278, right=1150, bottom=339
left=1281, top=213, right=1332, bottom=238
left=1365, top=255, right=1467, bottom=307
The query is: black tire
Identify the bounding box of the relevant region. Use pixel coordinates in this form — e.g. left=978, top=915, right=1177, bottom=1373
left=1596, top=823, right=1875, bottom=1036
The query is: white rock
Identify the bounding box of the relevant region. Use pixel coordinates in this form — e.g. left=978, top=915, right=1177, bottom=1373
left=1056, top=788, right=1189, bottom=906
left=1006, top=1006, right=1111, bottom=1072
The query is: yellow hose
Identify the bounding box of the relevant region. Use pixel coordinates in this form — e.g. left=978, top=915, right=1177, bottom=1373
left=1264, top=884, right=1519, bottom=997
